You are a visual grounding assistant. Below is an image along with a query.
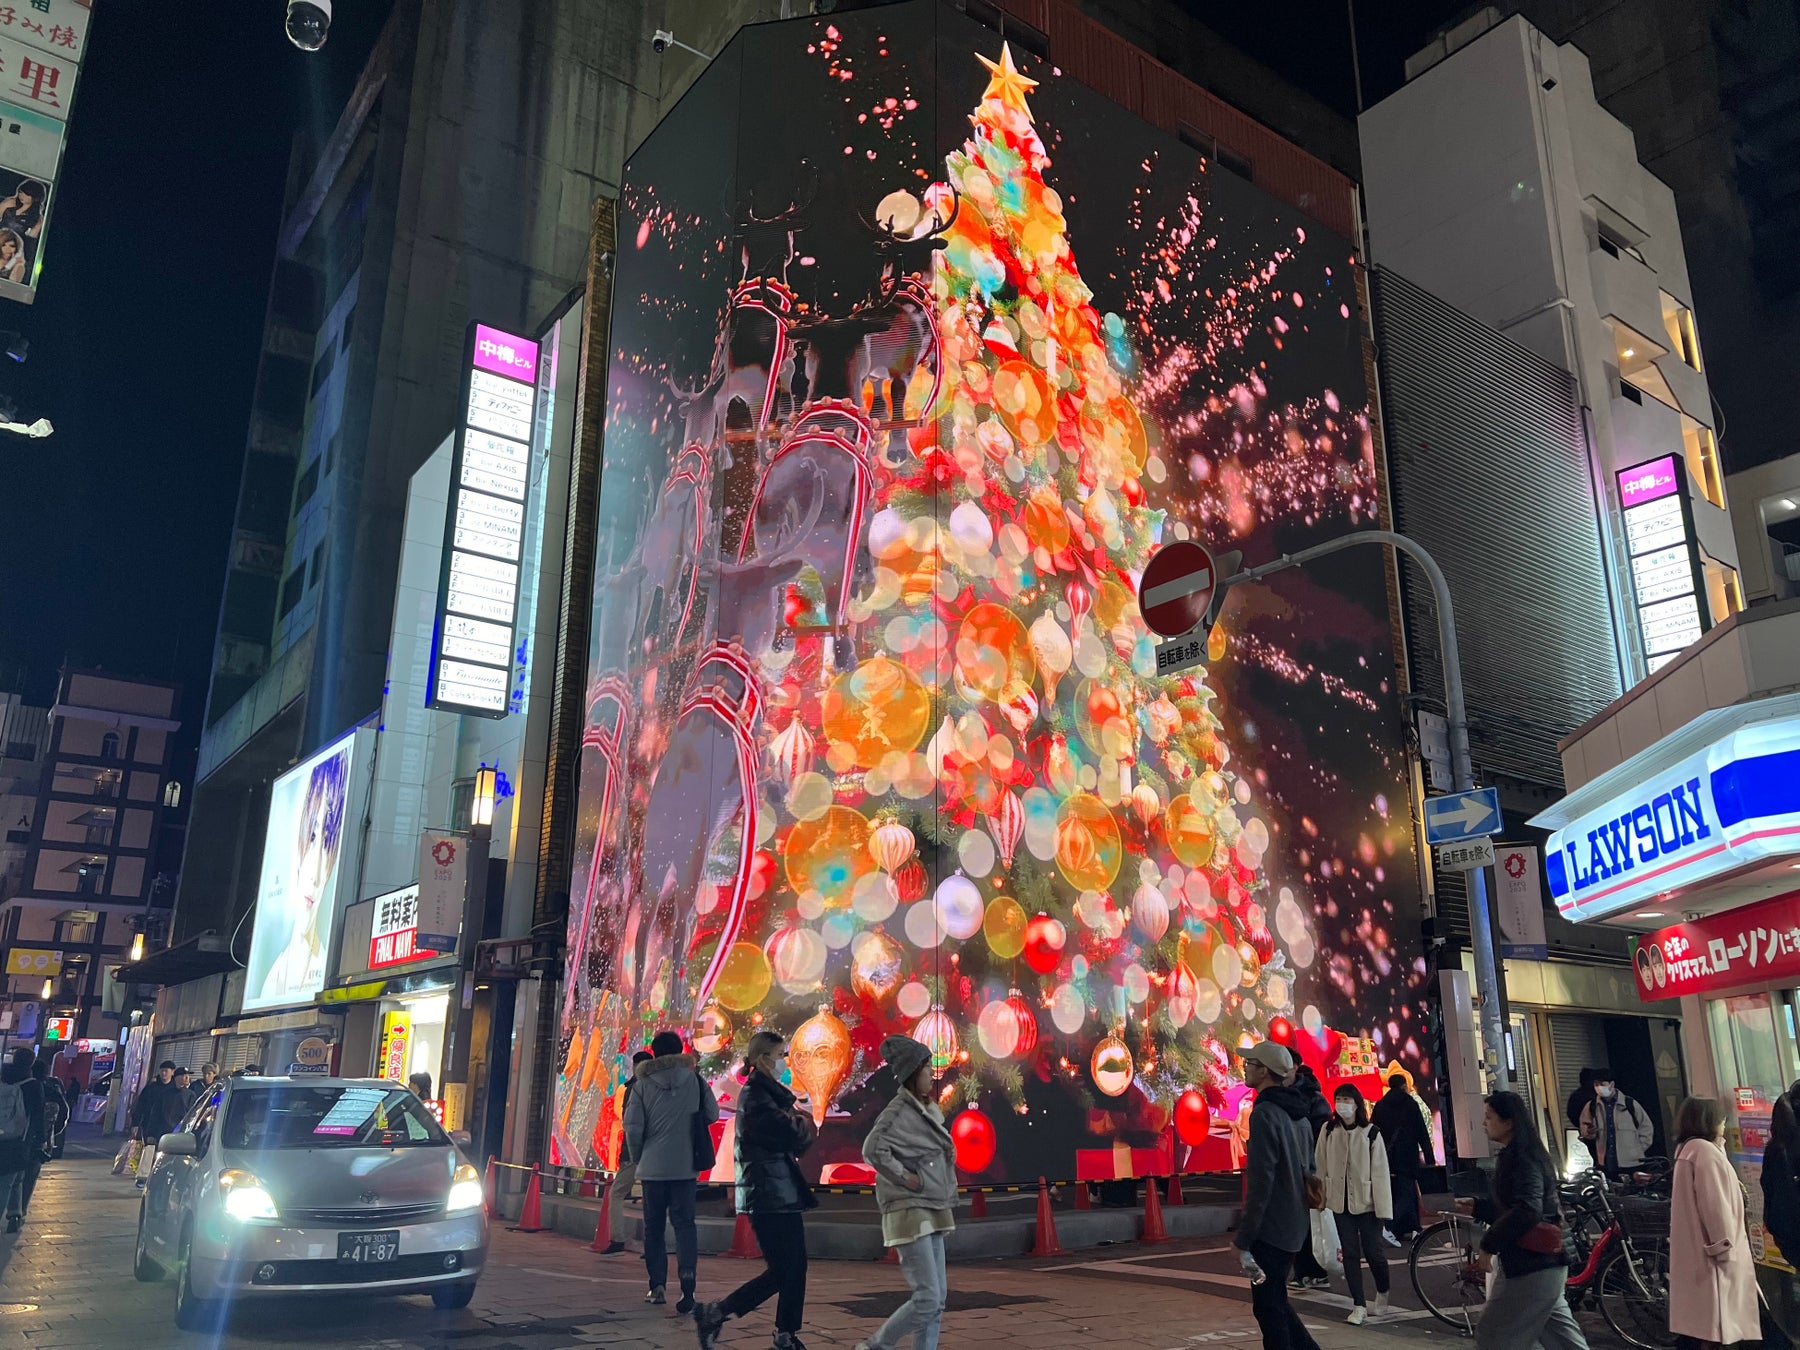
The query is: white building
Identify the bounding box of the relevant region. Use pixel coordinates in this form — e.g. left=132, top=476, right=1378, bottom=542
left=1360, top=8, right=1741, bottom=685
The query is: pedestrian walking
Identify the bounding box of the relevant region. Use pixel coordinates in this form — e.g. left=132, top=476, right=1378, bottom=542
left=1234, top=1040, right=1322, bottom=1350
left=32, top=1060, right=67, bottom=1164
left=625, top=1030, right=719, bottom=1313
left=855, top=1035, right=956, bottom=1350
left=1669, top=1095, right=1759, bottom=1350
left=601, top=1049, right=655, bottom=1255
left=694, top=1030, right=818, bottom=1350
left=1317, top=1084, right=1392, bottom=1325
left=129, top=1061, right=186, bottom=1190
left=1576, top=1069, right=1653, bottom=1177
left=1566, top=1067, right=1597, bottom=1135
left=1470, top=1091, right=1589, bottom=1350
left=1284, top=1061, right=1333, bottom=1291
left=0, top=1048, right=44, bottom=1231
left=1371, top=1072, right=1432, bottom=1239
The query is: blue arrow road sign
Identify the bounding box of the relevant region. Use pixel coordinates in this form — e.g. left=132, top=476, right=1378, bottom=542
left=1423, top=787, right=1502, bottom=845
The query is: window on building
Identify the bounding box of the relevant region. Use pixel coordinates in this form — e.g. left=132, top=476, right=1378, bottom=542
left=100, top=732, right=120, bottom=761
left=339, top=319, right=353, bottom=354
left=5, top=741, right=36, bottom=761
left=1681, top=420, right=1726, bottom=509
left=279, top=565, right=306, bottom=618
left=1703, top=555, right=1744, bottom=624
left=309, top=541, right=325, bottom=589
left=292, top=459, right=320, bottom=513
left=1661, top=292, right=1703, bottom=371
left=325, top=429, right=341, bottom=476
left=162, top=780, right=181, bottom=810
left=309, top=344, right=336, bottom=397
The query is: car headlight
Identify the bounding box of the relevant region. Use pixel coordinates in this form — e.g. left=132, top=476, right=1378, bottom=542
left=447, top=1162, right=485, bottom=1215
left=219, top=1169, right=279, bottom=1222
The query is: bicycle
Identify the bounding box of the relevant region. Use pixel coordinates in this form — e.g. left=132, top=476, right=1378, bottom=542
left=1409, top=1169, right=1673, bottom=1347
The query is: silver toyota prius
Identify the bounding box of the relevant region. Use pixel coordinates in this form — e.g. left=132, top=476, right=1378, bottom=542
left=133, top=1075, right=489, bottom=1330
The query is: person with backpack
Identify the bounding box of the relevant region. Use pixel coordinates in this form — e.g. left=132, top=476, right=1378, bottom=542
left=1317, top=1083, right=1393, bottom=1325
left=24, top=1059, right=66, bottom=1207
left=1577, top=1069, right=1655, bottom=1177
left=0, top=1048, right=45, bottom=1232
left=624, top=1030, right=719, bottom=1313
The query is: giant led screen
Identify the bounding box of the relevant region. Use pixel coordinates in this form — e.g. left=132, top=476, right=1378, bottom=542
left=556, top=3, right=1430, bottom=1184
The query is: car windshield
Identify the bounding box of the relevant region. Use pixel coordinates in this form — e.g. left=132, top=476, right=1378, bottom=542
left=221, top=1085, right=447, bottom=1150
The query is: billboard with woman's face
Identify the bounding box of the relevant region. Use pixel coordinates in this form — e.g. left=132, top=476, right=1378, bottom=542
left=556, top=4, right=1431, bottom=1185
left=244, top=729, right=370, bottom=1012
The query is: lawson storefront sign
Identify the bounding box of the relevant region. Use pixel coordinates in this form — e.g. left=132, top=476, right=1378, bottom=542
left=1533, top=698, right=1800, bottom=923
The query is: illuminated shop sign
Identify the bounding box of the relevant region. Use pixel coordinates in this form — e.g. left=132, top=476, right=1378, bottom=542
left=426, top=323, right=540, bottom=717
left=1534, top=701, right=1800, bottom=922
left=1617, top=454, right=1707, bottom=674
left=367, top=883, right=426, bottom=969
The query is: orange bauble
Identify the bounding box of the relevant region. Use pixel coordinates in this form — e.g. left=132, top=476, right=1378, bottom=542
left=821, top=656, right=930, bottom=767
left=789, top=1005, right=854, bottom=1126
left=784, top=805, right=875, bottom=900
left=1055, top=792, right=1123, bottom=892
left=1165, top=795, right=1217, bottom=869
left=956, top=602, right=1037, bottom=702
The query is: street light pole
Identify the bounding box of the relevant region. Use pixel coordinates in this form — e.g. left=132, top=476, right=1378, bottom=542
left=1209, top=528, right=1511, bottom=1092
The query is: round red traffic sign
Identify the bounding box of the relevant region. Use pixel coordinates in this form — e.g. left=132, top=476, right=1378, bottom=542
left=1137, top=541, right=1216, bottom=638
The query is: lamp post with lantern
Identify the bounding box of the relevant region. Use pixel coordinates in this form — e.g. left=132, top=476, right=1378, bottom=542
left=442, top=768, right=498, bottom=1140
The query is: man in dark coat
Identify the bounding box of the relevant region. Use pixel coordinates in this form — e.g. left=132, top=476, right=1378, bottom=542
left=1285, top=1062, right=1334, bottom=1289
left=1372, top=1073, right=1435, bottom=1239
left=1566, top=1068, right=1597, bottom=1135
left=0, top=1048, right=45, bottom=1230
left=130, top=1060, right=187, bottom=1190
left=1235, top=1041, right=1324, bottom=1350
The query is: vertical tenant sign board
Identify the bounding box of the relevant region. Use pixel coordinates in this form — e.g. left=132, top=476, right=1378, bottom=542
left=1618, top=454, right=1707, bottom=674
left=426, top=323, right=540, bottom=716
left=0, top=0, right=91, bottom=303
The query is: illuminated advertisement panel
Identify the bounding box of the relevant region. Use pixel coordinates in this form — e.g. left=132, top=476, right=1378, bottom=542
left=555, top=5, right=1428, bottom=1184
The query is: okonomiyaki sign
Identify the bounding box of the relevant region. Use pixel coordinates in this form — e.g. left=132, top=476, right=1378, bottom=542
left=1542, top=712, right=1800, bottom=922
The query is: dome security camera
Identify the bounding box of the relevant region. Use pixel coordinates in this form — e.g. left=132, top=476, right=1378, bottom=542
left=287, top=0, right=331, bottom=52
left=652, top=29, right=673, bottom=54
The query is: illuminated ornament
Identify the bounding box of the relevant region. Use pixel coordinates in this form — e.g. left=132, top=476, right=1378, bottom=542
left=789, top=1006, right=854, bottom=1127
left=875, top=189, right=924, bottom=235
left=1095, top=576, right=1132, bottom=630
left=985, top=790, right=1024, bottom=868
left=1050, top=981, right=1085, bottom=1034
left=977, top=999, right=1021, bottom=1058
left=956, top=602, right=1036, bottom=702
left=894, top=858, right=929, bottom=904
left=1207, top=625, right=1228, bottom=662
left=692, top=1006, right=732, bottom=1056
left=822, top=656, right=931, bottom=768
left=999, top=681, right=1039, bottom=734
left=934, top=874, right=985, bottom=941
left=914, top=1004, right=959, bottom=1075
left=868, top=818, right=917, bottom=873
left=1174, top=1088, right=1212, bottom=1146
left=1075, top=679, right=1131, bottom=757
left=1132, top=884, right=1169, bottom=943
left=1023, top=912, right=1066, bottom=974
left=766, top=923, right=827, bottom=994
left=1028, top=612, right=1073, bottom=701
left=993, top=360, right=1055, bottom=446
left=784, top=805, right=875, bottom=900
left=982, top=895, right=1028, bottom=959
left=714, top=942, right=772, bottom=1012
left=1268, top=1015, right=1293, bottom=1045
left=951, top=1107, right=997, bottom=1173
left=977, top=41, right=1039, bottom=118
left=769, top=719, right=815, bottom=789
left=1055, top=792, right=1123, bottom=892
left=897, top=980, right=933, bottom=1020
left=1130, top=782, right=1162, bottom=827
left=1166, top=955, right=1199, bottom=1029
left=1066, top=577, right=1092, bottom=626
left=904, top=897, right=947, bottom=950
left=1022, top=486, right=1070, bottom=553
left=1165, top=795, right=1217, bottom=869
left=948, top=500, right=995, bottom=554
left=1236, top=940, right=1262, bottom=988
left=1005, top=989, right=1040, bottom=1058
left=1147, top=696, right=1180, bottom=744
left=850, top=927, right=905, bottom=1005
left=1090, top=1033, right=1134, bottom=1098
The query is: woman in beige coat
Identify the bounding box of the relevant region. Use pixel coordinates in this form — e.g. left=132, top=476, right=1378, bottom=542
left=1669, top=1095, right=1760, bottom=1349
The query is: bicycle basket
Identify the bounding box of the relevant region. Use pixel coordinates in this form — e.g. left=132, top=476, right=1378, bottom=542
left=1617, top=1195, right=1672, bottom=1242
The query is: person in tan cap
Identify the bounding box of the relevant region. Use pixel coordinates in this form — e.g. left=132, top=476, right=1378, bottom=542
left=1234, top=1040, right=1322, bottom=1350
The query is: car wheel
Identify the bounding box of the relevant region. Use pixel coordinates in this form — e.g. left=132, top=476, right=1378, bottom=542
left=430, top=1280, right=477, bottom=1310
left=172, top=1228, right=222, bottom=1332
left=132, top=1205, right=163, bottom=1283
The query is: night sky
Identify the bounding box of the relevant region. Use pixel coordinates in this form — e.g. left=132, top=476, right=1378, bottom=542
left=0, top=0, right=1450, bottom=745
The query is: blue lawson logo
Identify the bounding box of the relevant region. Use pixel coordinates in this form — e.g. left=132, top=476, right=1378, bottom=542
left=1543, top=727, right=1800, bottom=922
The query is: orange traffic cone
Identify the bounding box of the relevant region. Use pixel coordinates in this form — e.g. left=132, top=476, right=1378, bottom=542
left=1030, top=1176, right=1063, bottom=1256
left=970, top=1189, right=988, bottom=1219
left=587, top=1178, right=615, bottom=1252
left=482, top=1156, right=497, bottom=1218
left=1140, top=1173, right=1169, bottom=1244
left=514, top=1163, right=546, bottom=1233
left=579, top=1168, right=599, bottom=1198
left=727, top=1211, right=762, bottom=1259
left=1073, top=1180, right=1091, bottom=1211
left=1166, top=1173, right=1184, bottom=1207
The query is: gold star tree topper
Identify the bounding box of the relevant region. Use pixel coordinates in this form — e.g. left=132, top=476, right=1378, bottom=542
left=978, top=42, right=1038, bottom=120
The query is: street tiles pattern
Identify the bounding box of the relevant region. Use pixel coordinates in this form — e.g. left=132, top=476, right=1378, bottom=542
left=0, top=1152, right=1635, bottom=1348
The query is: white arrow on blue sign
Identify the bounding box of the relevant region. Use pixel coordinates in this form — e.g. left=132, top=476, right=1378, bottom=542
left=1423, top=787, right=1502, bottom=845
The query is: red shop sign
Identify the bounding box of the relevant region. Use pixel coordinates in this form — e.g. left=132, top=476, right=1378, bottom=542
left=1633, top=888, right=1800, bottom=1000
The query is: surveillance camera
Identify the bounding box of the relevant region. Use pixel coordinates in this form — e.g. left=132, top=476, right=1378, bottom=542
left=653, top=28, right=673, bottom=54
left=287, top=0, right=331, bottom=52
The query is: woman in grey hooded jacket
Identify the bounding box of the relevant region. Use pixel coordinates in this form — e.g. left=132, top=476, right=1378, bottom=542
left=856, top=1035, right=957, bottom=1350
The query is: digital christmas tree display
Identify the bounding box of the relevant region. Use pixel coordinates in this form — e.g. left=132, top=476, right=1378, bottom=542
left=556, top=9, right=1430, bottom=1185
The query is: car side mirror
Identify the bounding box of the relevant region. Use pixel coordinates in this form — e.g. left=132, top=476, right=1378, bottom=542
left=157, top=1131, right=198, bottom=1156
left=451, top=1129, right=473, bottom=1149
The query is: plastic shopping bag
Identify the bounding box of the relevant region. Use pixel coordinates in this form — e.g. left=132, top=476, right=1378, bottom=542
left=129, top=1141, right=147, bottom=1176
left=1311, top=1208, right=1344, bottom=1276
left=111, top=1137, right=137, bottom=1176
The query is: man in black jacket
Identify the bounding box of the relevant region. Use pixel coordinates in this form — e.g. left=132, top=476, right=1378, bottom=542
left=1372, top=1073, right=1434, bottom=1239
left=1235, top=1041, right=1323, bottom=1350
left=0, top=1048, right=44, bottom=1231
left=130, top=1060, right=187, bottom=1190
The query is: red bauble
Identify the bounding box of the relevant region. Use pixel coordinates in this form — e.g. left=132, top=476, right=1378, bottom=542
left=894, top=858, right=929, bottom=904
left=1174, top=1088, right=1212, bottom=1146
left=1023, top=913, right=1066, bottom=974
left=1067, top=578, right=1093, bottom=624
left=747, top=849, right=778, bottom=900
left=1005, top=990, right=1040, bottom=1059
left=1268, top=1016, right=1294, bottom=1045
left=951, top=1107, right=998, bottom=1173
left=1085, top=683, right=1123, bottom=726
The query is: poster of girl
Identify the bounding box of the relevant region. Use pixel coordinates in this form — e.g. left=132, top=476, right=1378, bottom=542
left=246, top=740, right=352, bottom=1008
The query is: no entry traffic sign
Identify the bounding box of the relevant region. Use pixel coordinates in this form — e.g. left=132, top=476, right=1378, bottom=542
left=1137, top=541, right=1216, bottom=638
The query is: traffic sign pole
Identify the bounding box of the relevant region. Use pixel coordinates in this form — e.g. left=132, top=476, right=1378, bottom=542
left=1207, top=528, right=1511, bottom=1093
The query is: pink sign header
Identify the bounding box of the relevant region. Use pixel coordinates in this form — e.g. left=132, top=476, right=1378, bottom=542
left=471, top=324, right=538, bottom=383
left=1618, top=455, right=1680, bottom=509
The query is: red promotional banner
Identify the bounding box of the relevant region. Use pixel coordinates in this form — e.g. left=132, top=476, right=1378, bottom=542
left=1633, top=889, right=1800, bottom=1000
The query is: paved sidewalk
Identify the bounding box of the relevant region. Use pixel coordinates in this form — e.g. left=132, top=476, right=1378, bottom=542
left=0, top=1148, right=1632, bottom=1348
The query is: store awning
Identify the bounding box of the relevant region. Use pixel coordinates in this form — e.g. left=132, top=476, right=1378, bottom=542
left=112, top=933, right=237, bottom=988
left=315, top=967, right=459, bottom=1006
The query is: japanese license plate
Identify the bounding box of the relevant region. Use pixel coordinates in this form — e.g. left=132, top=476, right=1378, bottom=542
left=337, top=1230, right=401, bottom=1263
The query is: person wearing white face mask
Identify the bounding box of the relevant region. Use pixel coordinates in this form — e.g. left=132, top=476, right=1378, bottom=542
left=1577, top=1070, right=1655, bottom=1177
left=1316, top=1084, right=1393, bottom=1325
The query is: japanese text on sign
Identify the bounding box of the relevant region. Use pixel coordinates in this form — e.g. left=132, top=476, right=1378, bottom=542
left=1633, top=888, right=1800, bottom=999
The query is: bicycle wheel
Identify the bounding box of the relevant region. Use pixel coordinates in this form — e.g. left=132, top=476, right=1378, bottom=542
left=1410, top=1216, right=1489, bottom=1333
left=1596, top=1237, right=1676, bottom=1350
